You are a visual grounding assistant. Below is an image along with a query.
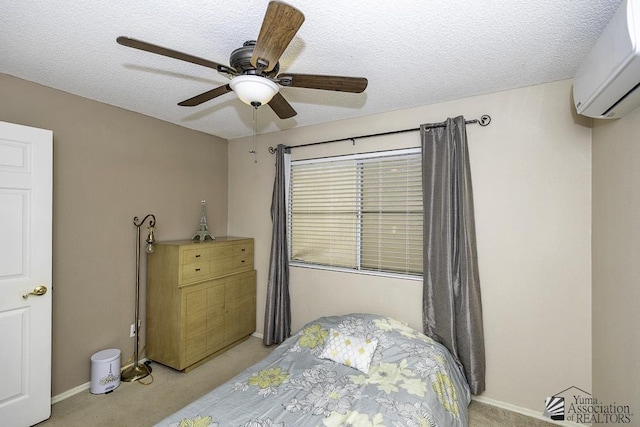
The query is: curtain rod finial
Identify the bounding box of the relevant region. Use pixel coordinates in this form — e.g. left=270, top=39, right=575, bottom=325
left=478, top=115, right=491, bottom=126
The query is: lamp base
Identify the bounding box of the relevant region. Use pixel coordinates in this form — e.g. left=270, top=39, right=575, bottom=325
left=121, top=362, right=151, bottom=382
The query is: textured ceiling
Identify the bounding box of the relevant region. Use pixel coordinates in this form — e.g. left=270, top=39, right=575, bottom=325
left=1, top=0, right=622, bottom=140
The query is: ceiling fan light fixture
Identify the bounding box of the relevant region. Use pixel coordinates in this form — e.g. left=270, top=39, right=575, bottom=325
left=230, top=75, right=279, bottom=107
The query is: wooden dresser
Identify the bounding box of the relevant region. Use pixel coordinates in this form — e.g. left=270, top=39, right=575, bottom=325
left=146, top=237, right=256, bottom=371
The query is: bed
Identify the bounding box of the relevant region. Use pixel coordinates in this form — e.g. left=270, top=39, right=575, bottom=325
left=156, top=313, right=471, bottom=427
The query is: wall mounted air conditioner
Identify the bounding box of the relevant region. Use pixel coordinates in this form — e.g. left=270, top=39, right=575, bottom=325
left=573, top=0, right=640, bottom=119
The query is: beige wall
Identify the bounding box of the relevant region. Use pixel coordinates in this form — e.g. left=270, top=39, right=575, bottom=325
left=2, top=72, right=597, bottom=414
left=228, top=79, right=592, bottom=412
left=592, top=108, right=640, bottom=423
left=0, top=74, right=228, bottom=396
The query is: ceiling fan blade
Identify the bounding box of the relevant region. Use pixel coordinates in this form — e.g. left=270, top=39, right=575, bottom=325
left=178, top=84, right=232, bottom=107
left=250, top=1, right=305, bottom=72
left=117, top=36, right=230, bottom=72
left=277, top=73, right=368, bottom=93
left=268, top=92, right=297, bottom=119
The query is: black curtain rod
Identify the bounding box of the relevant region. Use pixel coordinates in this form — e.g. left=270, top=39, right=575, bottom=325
left=268, top=114, right=491, bottom=154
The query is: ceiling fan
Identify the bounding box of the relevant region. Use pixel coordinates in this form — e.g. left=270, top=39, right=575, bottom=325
left=116, top=1, right=368, bottom=119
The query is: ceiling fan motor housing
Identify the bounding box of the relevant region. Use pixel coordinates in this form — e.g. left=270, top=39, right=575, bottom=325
left=230, top=40, right=279, bottom=76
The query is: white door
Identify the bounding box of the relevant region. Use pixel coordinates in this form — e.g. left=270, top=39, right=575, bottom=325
left=0, top=121, right=53, bottom=427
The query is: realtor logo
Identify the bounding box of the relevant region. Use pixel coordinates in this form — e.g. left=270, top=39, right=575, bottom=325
left=543, top=386, right=634, bottom=424
left=544, top=396, right=565, bottom=421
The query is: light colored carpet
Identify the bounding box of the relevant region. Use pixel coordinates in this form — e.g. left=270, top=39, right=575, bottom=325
left=38, top=337, right=557, bottom=426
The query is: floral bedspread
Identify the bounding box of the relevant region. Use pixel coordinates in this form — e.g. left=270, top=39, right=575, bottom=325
left=156, top=314, right=470, bottom=427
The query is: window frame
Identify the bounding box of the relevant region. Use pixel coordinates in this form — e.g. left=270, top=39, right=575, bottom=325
left=287, top=147, right=423, bottom=281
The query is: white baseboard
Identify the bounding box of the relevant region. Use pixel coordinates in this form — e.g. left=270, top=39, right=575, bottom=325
left=51, top=381, right=90, bottom=404
left=251, top=331, right=264, bottom=339
left=51, top=357, right=149, bottom=405
left=472, top=395, right=584, bottom=427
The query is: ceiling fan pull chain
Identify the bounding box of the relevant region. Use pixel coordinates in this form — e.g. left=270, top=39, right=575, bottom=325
left=250, top=107, right=258, bottom=163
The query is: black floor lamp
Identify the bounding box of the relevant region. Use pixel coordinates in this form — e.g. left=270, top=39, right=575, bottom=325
left=121, top=214, right=156, bottom=382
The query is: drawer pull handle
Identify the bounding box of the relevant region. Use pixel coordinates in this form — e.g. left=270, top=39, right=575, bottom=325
left=241, top=248, right=245, bottom=252
left=241, top=260, right=245, bottom=263
left=195, top=254, right=201, bottom=258
left=195, top=268, right=201, bottom=272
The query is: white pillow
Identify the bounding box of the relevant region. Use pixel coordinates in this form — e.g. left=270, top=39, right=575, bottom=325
left=319, top=329, right=378, bottom=373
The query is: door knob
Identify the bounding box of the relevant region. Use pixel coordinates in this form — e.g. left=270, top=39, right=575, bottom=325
left=23, top=285, right=48, bottom=299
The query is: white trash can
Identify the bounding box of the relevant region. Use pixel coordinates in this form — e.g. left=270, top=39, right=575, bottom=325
left=90, top=349, right=121, bottom=394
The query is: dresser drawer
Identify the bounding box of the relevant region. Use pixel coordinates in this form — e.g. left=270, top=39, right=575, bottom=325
left=210, top=241, right=252, bottom=260
left=210, top=254, right=252, bottom=277
left=183, top=247, right=211, bottom=264
left=181, top=262, right=210, bottom=282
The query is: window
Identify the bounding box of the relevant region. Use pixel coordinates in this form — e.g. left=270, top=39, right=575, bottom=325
left=288, top=148, right=423, bottom=278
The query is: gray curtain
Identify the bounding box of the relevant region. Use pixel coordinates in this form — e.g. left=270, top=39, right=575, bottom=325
left=264, top=144, right=292, bottom=345
left=421, top=116, right=486, bottom=394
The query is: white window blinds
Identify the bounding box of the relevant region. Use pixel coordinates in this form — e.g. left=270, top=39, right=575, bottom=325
left=289, top=149, right=423, bottom=277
